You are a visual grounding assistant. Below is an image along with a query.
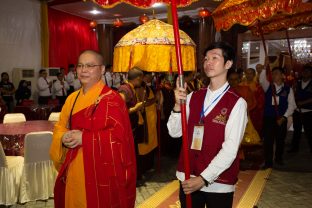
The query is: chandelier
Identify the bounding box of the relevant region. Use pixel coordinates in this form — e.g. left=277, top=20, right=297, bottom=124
left=291, top=39, right=312, bottom=64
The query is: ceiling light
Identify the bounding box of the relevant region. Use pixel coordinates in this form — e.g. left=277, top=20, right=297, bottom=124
left=152, top=3, right=165, bottom=8
left=90, top=10, right=101, bottom=15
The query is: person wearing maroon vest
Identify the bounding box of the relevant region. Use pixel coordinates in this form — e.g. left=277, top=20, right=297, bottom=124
left=167, top=42, right=247, bottom=208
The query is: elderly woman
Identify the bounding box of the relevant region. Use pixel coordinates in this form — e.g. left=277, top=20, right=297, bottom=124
left=50, top=50, right=136, bottom=208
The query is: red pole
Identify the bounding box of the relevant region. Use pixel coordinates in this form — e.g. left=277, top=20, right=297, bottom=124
left=170, top=0, right=192, bottom=207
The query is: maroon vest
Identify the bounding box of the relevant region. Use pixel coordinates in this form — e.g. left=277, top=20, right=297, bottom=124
left=177, top=88, right=240, bottom=185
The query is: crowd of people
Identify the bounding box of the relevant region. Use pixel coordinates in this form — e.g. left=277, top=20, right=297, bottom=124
left=1, top=41, right=311, bottom=207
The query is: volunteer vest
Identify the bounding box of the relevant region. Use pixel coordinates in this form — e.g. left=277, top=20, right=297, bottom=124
left=177, top=88, right=240, bottom=185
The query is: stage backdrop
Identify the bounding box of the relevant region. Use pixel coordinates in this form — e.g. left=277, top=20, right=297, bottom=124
left=0, top=0, right=41, bottom=75
left=48, top=8, right=99, bottom=72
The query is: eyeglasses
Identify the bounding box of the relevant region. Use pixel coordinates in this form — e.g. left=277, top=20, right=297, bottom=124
left=76, top=64, right=102, bottom=70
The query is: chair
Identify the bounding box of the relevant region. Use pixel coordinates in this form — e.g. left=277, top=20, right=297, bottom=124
left=3, top=113, right=26, bottom=123
left=48, top=112, right=60, bottom=122
left=19, top=131, right=58, bottom=203
left=0, top=142, right=24, bottom=206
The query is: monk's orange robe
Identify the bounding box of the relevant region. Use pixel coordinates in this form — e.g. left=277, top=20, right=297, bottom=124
left=233, top=85, right=257, bottom=112
left=138, top=86, right=158, bottom=155
left=240, top=81, right=265, bottom=135
left=50, top=81, right=136, bottom=208
left=234, top=85, right=261, bottom=146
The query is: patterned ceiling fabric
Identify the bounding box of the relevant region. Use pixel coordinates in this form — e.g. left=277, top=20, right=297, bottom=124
left=113, top=19, right=196, bottom=72
left=249, top=2, right=312, bottom=36
left=212, top=0, right=303, bottom=31
left=93, top=0, right=199, bottom=8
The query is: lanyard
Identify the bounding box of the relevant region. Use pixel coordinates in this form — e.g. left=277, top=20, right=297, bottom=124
left=199, top=84, right=230, bottom=123
left=69, top=91, right=80, bottom=130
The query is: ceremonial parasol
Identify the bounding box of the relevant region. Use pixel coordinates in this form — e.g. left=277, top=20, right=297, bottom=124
left=93, top=0, right=197, bottom=206
left=113, top=19, right=196, bottom=73
left=212, top=0, right=302, bottom=32
left=212, top=0, right=303, bottom=60
left=212, top=0, right=305, bottom=116
left=249, top=2, right=312, bottom=36
left=248, top=1, right=312, bottom=68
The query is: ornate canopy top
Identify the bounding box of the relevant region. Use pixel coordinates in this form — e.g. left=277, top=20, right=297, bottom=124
left=212, top=0, right=303, bottom=31
left=93, top=0, right=198, bottom=8
left=249, top=2, right=312, bottom=36
left=115, top=19, right=196, bottom=47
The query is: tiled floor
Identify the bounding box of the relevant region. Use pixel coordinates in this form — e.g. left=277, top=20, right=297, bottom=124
left=256, top=133, right=312, bottom=208
left=2, top=132, right=312, bottom=208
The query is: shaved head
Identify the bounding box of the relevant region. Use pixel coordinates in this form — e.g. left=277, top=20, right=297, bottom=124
left=79, top=50, right=104, bottom=65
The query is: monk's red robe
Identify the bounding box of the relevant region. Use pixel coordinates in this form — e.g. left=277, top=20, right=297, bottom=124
left=240, top=81, right=265, bottom=135
left=51, top=81, right=136, bottom=208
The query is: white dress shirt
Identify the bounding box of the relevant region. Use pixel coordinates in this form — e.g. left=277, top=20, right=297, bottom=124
left=37, top=77, right=52, bottom=96
left=102, top=72, right=113, bottom=87
left=65, top=71, right=75, bottom=87
left=112, top=73, right=127, bottom=89
left=73, top=79, right=81, bottom=91
left=167, top=82, right=248, bottom=193
left=53, top=80, right=69, bottom=96
left=259, top=70, right=297, bottom=117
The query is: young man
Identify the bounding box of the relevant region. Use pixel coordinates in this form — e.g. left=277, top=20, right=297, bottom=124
left=37, top=69, right=52, bottom=105
left=53, top=72, right=69, bottom=106
left=50, top=50, right=136, bottom=208
left=65, top=64, right=76, bottom=95
left=258, top=66, right=296, bottom=168
left=102, top=64, right=113, bottom=88
left=167, top=42, right=248, bottom=208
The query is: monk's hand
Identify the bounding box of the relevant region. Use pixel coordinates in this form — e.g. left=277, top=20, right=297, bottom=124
left=62, top=130, right=82, bottom=148
left=62, top=131, right=72, bottom=148
left=181, top=176, right=205, bottom=195
left=134, top=102, right=144, bottom=112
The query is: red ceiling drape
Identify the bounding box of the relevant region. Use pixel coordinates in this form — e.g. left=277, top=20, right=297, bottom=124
left=48, top=8, right=98, bottom=72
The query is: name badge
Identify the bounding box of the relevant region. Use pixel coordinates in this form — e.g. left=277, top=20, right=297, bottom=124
left=272, top=96, right=279, bottom=105
left=191, top=125, right=204, bottom=151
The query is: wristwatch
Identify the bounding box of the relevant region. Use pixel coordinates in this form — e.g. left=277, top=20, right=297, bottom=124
left=199, top=175, right=209, bottom=187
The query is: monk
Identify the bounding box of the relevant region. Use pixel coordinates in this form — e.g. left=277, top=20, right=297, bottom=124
left=136, top=72, right=158, bottom=173
left=228, top=71, right=261, bottom=146
left=50, top=50, right=136, bottom=208
left=228, top=71, right=256, bottom=111
left=240, top=67, right=265, bottom=135
left=118, top=67, right=144, bottom=185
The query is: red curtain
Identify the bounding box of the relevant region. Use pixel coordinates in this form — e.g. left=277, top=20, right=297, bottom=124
left=48, top=8, right=98, bottom=72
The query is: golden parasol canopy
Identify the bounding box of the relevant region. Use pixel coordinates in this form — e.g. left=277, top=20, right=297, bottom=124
left=249, top=1, right=312, bottom=36
left=113, top=19, right=196, bottom=72
left=212, top=0, right=303, bottom=32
